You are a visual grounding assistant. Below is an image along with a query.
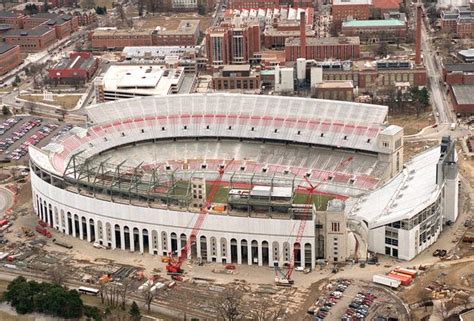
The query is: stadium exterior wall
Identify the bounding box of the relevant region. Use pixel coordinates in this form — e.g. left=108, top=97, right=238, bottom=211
left=30, top=169, right=319, bottom=268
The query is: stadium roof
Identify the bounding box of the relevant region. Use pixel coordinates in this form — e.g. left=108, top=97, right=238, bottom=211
left=342, top=19, right=405, bottom=28
left=346, top=146, right=443, bottom=228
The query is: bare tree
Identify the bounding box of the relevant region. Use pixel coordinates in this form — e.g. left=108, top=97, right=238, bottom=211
left=141, top=284, right=156, bottom=312
left=48, top=264, right=68, bottom=286
left=119, top=278, right=134, bottom=310
left=248, top=297, right=287, bottom=321
left=212, top=288, right=243, bottom=321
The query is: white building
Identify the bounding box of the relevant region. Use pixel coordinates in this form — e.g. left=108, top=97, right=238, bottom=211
left=96, top=65, right=186, bottom=102
left=346, top=137, right=458, bottom=260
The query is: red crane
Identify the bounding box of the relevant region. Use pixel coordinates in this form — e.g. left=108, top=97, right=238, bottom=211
left=275, top=156, right=353, bottom=285
left=166, top=159, right=234, bottom=275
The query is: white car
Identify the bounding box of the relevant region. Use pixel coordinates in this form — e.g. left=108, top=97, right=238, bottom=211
left=295, top=266, right=305, bottom=272
left=93, top=242, right=106, bottom=249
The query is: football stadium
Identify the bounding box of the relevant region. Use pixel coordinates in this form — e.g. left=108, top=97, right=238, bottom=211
left=28, top=94, right=459, bottom=268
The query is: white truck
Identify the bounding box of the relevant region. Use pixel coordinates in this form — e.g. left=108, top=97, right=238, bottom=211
left=372, top=274, right=401, bottom=289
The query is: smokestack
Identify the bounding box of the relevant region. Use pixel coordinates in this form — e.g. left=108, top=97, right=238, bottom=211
left=300, top=10, right=306, bottom=59
left=415, top=4, right=422, bottom=65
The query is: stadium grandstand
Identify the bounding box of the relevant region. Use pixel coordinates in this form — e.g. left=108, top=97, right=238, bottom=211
left=28, top=94, right=458, bottom=266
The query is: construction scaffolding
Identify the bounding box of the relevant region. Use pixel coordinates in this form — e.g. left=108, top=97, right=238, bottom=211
left=62, top=153, right=301, bottom=211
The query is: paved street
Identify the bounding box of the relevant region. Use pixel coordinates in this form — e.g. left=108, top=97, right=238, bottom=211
left=0, top=187, right=14, bottom=215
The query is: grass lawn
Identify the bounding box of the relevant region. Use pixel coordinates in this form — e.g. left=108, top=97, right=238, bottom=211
left=293, top=193, right=333, bottom=211
left=19, top=94, right=81, bottom=110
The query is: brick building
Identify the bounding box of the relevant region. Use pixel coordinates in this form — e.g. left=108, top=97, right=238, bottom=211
left=443, top=63, right=474, bottom=85
left=316, top=59, right=426, bottom=90
left=440, top=6, right=474, bottom=38
left=205, top=22, right=260, bottom=66
left=22, top=13, right=79, bottom=39
left=68, top=9, right=97, bottom=27
left=211, top=64, right=260, bottom=91
left=91, top=29, right=153, bottom=50
left=285, top=37, right=360, bottom=61
left=2, top=26, right=56, bottom=52
left=313, top=80, right=354, bottom=101
left=92, top=20, right=200, bottom=50
left=48, top=52, right=99, bottom=85
left=0, top=11, right=24, bottom=29
left=449, top=84, right=474, bottom=114
left=228, top=0, right=313, bottom=10
left=341, top=19, right=407, bottom=43
left=371, top=0, right=400, bottom=14
left=152, top=20, right=200, bottom=46
left=0, top=43, right=21, bottom=75
left=332, top=0, right=371, bottom=30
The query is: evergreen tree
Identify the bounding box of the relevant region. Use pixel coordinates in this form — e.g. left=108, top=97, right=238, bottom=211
left=129, top=301, right=142, bottom=321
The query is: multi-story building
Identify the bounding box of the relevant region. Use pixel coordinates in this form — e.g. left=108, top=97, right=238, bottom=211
left=92, top=20, right=200, bottom=50
left=152, top=20, right=200, bottom=47
left=2, top=26, right=56, bottom=52
left=372, top=0, right=401, bottom=14
left=95, top=65, right=187, bottom=102
left=449, top=84, right=474, bottom=114
left=23, top=13, right=79, bottom=39
left=91, top=28, right=153, bottom=50
left=68, top=9, right=97, bottom=27
left=341, top=19, right=407, bottom=43
left=211, top=64, right=261, bottom=91
left=440, top=6, right=474, bottom=38
left=332, top=0, right=371, bottom=30
left=315, top=59, right=426, bottom=90
left=313, top=80, right=354, bottom=101
left=48, top=52, right=99, bottom=85
left=0, top=43, right=21, bottom=75
left=0, top=11, right=24, bottom=29
left=205, top=22, right=260, bottom=66
left=285, top=37, right=360, bottom=62
left=443, top=63, right=474, bottom=85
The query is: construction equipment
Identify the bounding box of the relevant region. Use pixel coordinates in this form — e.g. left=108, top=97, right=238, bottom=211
left=166, top=159, right=234, bottom=275
left=35, top=225, right=52, bottom=238
left=275, top=156, right=353, bottom=285
left=21, top=226, right=34, bottom=237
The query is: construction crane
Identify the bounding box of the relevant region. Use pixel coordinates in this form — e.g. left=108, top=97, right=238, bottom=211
left=275, top=156, right=353, bottom=285
left=166, top=159, right=234, bottom=275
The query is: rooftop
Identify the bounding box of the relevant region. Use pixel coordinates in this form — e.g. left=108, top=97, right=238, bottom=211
left=445, top=63, right=474, bottom=72
left=3, top=25, right=52, bottom=37
left=155, top=20, right=199, bottom=36
left=342, top=19, right=405, bottom=28
left=451, top=84, right=474, bottom=105
left=285, top=36, right=360, bottom=46
left=315, top=80, right=354, bottom=89
left=333, top=0, right=372, bottom=5
left=222, top=64, right=251, bottom=72
left=51, top=53, right=96, bottom=71
left=122, top=46, right=198, bottom=59
left=102, top=65, right=185, bottom=96
left=346, top=146, right=443, bottom=228
left=458, top=48, right=474, bottom=58
left=0, top=11, right=22, bottom=18
left=372, top=0, right=400, bottom=9
left=0, top=43, right=17, bottom=55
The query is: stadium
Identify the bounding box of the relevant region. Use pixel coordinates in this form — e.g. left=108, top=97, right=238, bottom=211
left=28, top=93, right=458, bottom=268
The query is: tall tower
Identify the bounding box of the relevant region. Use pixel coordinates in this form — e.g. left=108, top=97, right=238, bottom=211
left=415, top=2, right=422, bottom=65
left=300, top=10, right=306, bottom=59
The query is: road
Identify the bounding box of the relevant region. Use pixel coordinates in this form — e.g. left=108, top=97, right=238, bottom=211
left=421, top=15, right=453, bottom=125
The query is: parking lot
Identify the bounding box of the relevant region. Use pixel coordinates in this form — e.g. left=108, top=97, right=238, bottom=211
left=308, top=279, right=409, bottom=321
left=0, top=116, right=72, bottom=162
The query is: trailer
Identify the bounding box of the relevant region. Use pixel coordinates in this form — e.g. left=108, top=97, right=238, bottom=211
left=35, top=226, right=52, bottom=238
left=394, top=267, right=417, bottom=278
left=388, top=272, right=412, bottom=286
left=372, top=274, right=401, bottom=289
left=53, top=240, right=73, bottom=249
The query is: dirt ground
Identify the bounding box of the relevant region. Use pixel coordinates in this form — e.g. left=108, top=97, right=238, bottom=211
left=388, top=111, right=435, bottom=136
left=19, top=95, right=81, bottom=110
left=133, top=13, right=213, bottom=32
left=404, top=140, right=440, bottom=160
